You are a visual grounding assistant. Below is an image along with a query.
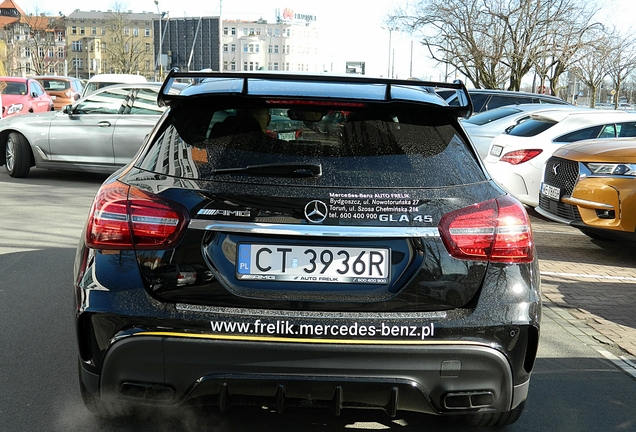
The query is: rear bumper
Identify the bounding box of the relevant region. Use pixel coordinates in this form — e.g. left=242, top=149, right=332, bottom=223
left=80, top=335, right=529, bottom=416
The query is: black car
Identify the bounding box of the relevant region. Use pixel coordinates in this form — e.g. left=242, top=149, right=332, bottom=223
left=74, top=70, right=541, bottom=426
left=439, top=88, right=570, bottom=113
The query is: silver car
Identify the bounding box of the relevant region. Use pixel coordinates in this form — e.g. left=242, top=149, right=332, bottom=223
left=1, top=82, right=182, bottom=178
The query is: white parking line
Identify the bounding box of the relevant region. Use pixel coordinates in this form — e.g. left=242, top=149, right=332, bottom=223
left=541, top=271, right=636, bottom=282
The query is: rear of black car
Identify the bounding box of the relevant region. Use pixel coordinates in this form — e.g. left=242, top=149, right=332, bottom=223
left=74, top=72, right=541, bottom=426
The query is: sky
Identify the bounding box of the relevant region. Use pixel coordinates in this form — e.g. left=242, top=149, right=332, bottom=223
left=19, top=0, right=636, bottom=81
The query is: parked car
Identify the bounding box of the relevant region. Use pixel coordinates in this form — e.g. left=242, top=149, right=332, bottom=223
left=461, top=104, right=587, bottom=159
left=74, top=70, right=540, bottom=426
left=34, top=76, right=85, bottom=110
left=81, top=73, right=148, bottom=98
left=483, top=109, right=636, bottom=207
left=1, top=82, right=183, bottom=178
left=0, top=76, right=54, bottom=118
left=440, top=88, right=570, bottom=113
left=536, top=137, right=636, bottom=241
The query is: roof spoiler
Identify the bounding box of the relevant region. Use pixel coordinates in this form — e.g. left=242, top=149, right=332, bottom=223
left=158, top=68, right=473, bottom=118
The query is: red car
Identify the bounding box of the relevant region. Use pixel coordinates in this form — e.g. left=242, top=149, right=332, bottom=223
left=0, top=77, right=54, bottom=118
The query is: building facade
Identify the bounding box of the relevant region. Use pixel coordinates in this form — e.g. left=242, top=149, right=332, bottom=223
left=153, top=16, right=221, bottom=77
left=0, top=0, right=66, bottom=76
left=221, top=10, right=321, bottom=73
left=0, top=2, right=322, bottom=80
left=66, top=10, right=157, bottom=80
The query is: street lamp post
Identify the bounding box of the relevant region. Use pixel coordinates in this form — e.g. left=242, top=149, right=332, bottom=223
left=154, top=0, right=164, bottom=81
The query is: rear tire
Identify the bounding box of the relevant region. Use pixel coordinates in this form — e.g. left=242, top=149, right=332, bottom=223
left=462, top=401, right=526, bottom=427
left=5, top=132, right=32, bottom=178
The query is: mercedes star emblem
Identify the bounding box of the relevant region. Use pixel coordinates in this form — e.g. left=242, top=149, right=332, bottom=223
left=304, top=200, right=328, bottom=224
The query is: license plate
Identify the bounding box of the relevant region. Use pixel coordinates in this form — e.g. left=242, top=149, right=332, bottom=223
left=278, top=132, right=295, bottom=141
left=237, top=244, right=390, bottom=284
left=541, top=183, right=560, bottom=200
left=490, top=145, right=503, bottom=157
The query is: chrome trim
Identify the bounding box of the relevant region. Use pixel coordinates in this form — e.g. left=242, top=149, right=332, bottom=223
left=175, top=303, right=447, bottom=319
left=188, top=219, right=440, bottom=238
left=534, top=206, right=573, bottom=225
left=562, top=196, right=614, bottom=210
left=34, top=146, right=50, bottom=161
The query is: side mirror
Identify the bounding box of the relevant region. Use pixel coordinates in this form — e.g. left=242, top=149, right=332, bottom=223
left=63, top=105, right=74, bottom=115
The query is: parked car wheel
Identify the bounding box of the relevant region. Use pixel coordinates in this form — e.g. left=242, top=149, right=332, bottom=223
left=5, top=132, right=31, bottom=178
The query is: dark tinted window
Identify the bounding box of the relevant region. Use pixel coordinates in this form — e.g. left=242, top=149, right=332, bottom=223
left=555, top=125, right=605, bottom=142
left=463, top=106, right=522, bottom=125
left=507, top=118, right=557, bottom=137
left=617, top=122, right=636, bottom=137
left=470, top=94, right=488, bottom=112
left=485, top=95, right=530, bottom=110
left=139, top=101, right=486, bottom=188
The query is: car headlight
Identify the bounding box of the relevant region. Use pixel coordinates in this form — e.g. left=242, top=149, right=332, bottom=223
left=7, top=104, right=24, bottom=114
left=581, top=162, right=636, bottom=177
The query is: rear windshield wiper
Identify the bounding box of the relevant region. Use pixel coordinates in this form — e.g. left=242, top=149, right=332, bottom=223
left=210, top=163, right=322, bottom=178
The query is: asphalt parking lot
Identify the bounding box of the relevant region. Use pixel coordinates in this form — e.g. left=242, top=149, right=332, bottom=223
left=528, top=207, right=636, bottom=358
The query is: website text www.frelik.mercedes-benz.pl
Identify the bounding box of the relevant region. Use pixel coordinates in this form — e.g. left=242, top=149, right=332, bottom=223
left=210, top=319, right=436, bottom=340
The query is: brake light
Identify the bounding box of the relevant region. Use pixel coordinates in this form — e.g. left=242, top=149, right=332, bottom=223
left=85, top=181, right=188, bottom=249
left=500, top=149, right=542, bottom=165
left=438, top=196, right=534, bottom=263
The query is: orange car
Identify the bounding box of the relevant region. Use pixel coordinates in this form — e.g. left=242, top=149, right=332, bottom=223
left=536, top=137, right=636, bottom=241
left=34, top=76, right=84, bottom=110
left=0, top=76, right=54, bottom=118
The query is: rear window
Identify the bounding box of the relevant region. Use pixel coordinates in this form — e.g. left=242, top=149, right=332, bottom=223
left=506, top=118, right=557, bottom=137
left=138, top=100, right=486, bottom=188
left=463, top=106, right=522, bottom=126
left=38, top=79, right=70, bottom=91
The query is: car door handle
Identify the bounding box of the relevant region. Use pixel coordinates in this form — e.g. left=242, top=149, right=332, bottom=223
left=97, top=121, right=112, bottom=127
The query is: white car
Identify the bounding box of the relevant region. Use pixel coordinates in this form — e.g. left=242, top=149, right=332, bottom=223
left=462, top=104, right=587, bottom=159
left=483, top=109, right=636, bottom=207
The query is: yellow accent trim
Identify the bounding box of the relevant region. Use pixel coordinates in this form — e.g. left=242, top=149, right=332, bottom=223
left=134, top=331, right=485, bottom=346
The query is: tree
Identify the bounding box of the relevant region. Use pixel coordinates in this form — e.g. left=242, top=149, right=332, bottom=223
left=604, top=31, right=636, bottom=109
left=102, top=5, right=151, bottom=74
left=573, top=28, right=613, bottom=108
left=388, top=0, right=601, bottom=92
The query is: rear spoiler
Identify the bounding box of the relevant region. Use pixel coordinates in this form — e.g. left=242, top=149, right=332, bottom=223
left=158, top=68, right=473, bottom=118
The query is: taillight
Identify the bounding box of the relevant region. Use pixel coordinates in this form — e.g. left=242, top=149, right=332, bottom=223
left=500, top=149, right=542, bottom=165
left=85, top=181, right=188, bottom=249
left=438, top=196, right=534, bottom=263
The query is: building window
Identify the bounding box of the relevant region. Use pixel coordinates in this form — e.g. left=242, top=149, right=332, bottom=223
left=273, top=62, right=279, bottom=71
left=71, top=26, right=77, bottom=34
left=73, top=58, right=83, bottom=69
left=124, top=27, right=130, bottom=36
left=24, top=47, right=31, bottom=57
left=230, top=61, right=236, bottom=71
left=223, top=44, right=228, bottom=52
left=145, top=28, right=150, bottom=37
left=268, top=45, right=272, bottom=54
left=231, top=27, right=236, bottom=35
left=133, top=27, right=139, bottom=37
left=91, top=27, right=96, bottom=35
left=72, top=40, right=82, bottom=51
left=223, top=27, right=228, bottom=35
left=80, top=27, right=85, bottom=35
left=145, top=42, right=151, bottom=52
left=223, top=61, right=228, bottom=70
left=243, top=44, right=248, bottom=53
left=231, top=44, right=236, bottom=52
left=57, top=31, right=63, bottom=42
left=101, top=28, right=106, bottom=35
left=57, top=47, right=65, bottom=58
left=243, top=61, right=248, bottom=71
left=274, top=45, right=279, bottom=54
left=243, top=28, right=248, bottom=36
